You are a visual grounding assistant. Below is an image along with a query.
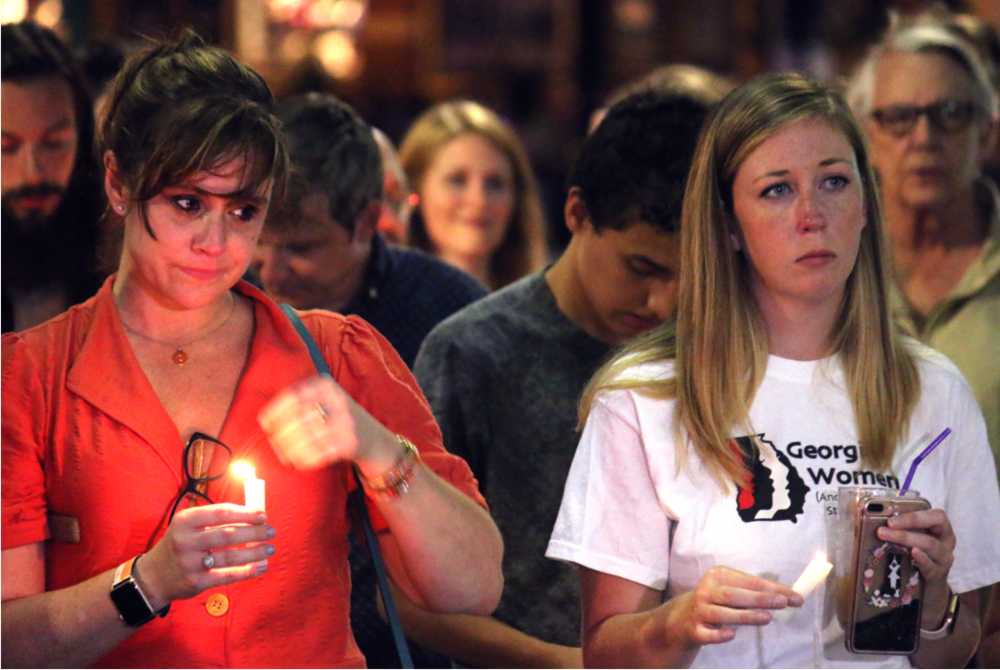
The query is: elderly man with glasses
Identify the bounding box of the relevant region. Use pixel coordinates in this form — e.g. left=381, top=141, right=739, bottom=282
left=848, top=17, right=1000, bottom=487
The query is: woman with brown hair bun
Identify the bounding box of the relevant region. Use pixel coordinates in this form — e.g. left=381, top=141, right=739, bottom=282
left=400, top=100, right=548, bottom=290
left=1, top=33, right=502, bottom=668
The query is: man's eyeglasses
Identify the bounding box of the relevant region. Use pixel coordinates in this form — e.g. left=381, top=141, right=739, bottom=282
left=168, top=432, right=232, bottom=523
left=870, top=100, right=981, bottom=137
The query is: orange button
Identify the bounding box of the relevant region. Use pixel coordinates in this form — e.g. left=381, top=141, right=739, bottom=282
left=205, top=593, right=229, bottom=617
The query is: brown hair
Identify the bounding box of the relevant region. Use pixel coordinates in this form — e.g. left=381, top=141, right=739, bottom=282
left=399, top=100, right=547, bottom=289
left=582, top=73, right=921, bottom=487
left=99, top=31, right=287, bottom=237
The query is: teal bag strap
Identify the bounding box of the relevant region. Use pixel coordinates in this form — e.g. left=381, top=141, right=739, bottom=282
left=279, top=304, right=414, bottom=669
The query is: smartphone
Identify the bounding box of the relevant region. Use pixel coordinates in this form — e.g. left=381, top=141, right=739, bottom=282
left=844, top=492, right=931, bottom=655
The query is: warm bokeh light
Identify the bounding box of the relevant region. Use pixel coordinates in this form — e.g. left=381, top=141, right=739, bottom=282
left=0, top=0, right=28, bottom=24
left=232, top=462, right=256, bottom=480
left=34, top=0, right=61, bottom=27
left=269, top=0, right=366, bottom=30
left=314, top=29, right=363, bottom=80
left=312, top=0, right=365, bottom=30
left=269, top=0, right=301, bottom=23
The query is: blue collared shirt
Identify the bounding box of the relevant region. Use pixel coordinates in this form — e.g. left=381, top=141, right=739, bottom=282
left=343, top=233, right=488, bottom=368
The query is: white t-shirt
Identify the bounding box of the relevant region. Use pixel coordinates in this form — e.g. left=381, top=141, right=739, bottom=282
left=547, top=345, right=1000, bottom=668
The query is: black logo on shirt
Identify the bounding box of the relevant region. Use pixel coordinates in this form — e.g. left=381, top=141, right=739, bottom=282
left=732, top=434, right=810, bottom=523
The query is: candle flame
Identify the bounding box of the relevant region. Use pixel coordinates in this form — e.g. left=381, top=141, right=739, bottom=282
left=814, top=550, right=828, bottom=563
left=232, top=462, right=256, bottom=480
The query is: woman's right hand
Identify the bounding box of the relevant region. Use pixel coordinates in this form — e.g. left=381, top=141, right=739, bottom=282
left=137, top=504, right=275, bottom=609
left=664, top=566, right=804, bottom=648
left=581, top=565, right=805, bottom=667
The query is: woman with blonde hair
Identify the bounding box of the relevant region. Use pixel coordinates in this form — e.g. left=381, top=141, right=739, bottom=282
left=546, top=72, right=1000, bottom=668
left=400, top=100, right=548, bottom=290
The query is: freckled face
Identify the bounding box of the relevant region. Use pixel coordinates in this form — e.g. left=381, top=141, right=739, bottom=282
left=731, top=117, right=866, bottom=311
left=418, top=132, right=516, bottom=265
left=117, top=158, right=272, bottom=310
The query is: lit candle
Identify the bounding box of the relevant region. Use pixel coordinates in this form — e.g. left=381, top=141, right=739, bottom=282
left=232, top=462, right=266, bottom=512
left=773, top=551, right=833, bottom=623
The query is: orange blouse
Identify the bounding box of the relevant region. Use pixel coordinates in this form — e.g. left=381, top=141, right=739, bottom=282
left=2, top=277, right=486, bottom=668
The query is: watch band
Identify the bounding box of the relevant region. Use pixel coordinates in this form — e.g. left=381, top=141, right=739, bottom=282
left=920, top=591, right=960, bottom=640
left=110, top=555, right=169, bottom=627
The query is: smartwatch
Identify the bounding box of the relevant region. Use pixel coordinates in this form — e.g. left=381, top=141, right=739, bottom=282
left=110, top=555, right=169, bottom=627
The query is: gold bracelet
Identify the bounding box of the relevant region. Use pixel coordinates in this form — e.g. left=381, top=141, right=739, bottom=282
left=920, top=591, right=960, bottom=640
left=360, top=435, right=420, bottom=500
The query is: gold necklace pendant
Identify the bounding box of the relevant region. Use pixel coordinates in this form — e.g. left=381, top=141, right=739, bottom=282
left=119, top=293, right=237, bottom=367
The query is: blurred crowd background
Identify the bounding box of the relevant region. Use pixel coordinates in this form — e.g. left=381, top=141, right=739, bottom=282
left=4, top=0, right=998, bottom=250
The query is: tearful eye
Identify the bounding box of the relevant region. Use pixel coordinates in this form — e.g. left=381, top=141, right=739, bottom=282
left=824, top=175, right=849, bottom=190
left=173, top=196, right=200, bottom=212
left=233, top=205, right=259, bottom=222
left=761, top=183, right=790, bottom=198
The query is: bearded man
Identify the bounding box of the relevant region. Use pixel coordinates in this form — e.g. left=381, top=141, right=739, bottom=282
left=2, top=20, right=104, bottom=332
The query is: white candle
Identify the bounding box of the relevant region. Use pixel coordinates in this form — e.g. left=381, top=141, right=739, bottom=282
left=791, top=552, right=833, bottom=599
left=233, top=462, right=266, bottom=512
left=773, top=552, right=833, bottom=623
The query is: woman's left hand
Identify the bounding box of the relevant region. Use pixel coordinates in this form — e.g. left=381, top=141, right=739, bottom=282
left=878, top=507, right=955, bottom=584
left=258, top=374, right=396, bottom=470
left=878, top=506, right=957, bottom=632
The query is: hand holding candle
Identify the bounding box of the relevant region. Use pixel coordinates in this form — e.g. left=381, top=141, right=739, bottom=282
left=233, top=462, right=266, bottom=512
left=773, top=551, right=833, bottom=623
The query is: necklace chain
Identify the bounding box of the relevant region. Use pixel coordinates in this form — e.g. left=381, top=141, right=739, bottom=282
left=120, top=293, right=237, bottom=366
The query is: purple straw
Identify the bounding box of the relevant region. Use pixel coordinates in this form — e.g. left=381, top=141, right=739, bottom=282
left=900, top=427, right=951, bottom=494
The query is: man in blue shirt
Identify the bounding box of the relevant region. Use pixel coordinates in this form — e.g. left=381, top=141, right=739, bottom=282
left=251, top=93, right=487, bottom=668
left=252, top=93, right=487, bottom=369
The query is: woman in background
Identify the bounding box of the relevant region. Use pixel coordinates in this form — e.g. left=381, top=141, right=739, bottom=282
left=400, top=100, right=548, bottom=290
left=547, top=72, right=1000, bottom=668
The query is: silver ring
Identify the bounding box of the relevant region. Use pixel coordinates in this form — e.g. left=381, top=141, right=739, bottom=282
left=314, top=401, right=329, bottom=424
left=202, top=552, right=215, bottom=570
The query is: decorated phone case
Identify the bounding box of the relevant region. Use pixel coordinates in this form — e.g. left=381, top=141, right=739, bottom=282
left=845, top=493, right=930, bottom=655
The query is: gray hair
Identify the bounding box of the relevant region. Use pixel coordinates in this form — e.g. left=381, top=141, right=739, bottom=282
left=847, top=20, right=998, bottom=122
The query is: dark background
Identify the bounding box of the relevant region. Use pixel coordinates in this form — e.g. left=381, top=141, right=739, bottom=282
left=15, top=0, right=999, bottom=246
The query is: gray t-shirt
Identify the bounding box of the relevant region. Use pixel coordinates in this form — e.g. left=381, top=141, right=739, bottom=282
left=414, top=270, right=611, bottom=647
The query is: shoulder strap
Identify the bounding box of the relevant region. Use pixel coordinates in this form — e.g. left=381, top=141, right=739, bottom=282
left=279, top=304, right=414, bottom=669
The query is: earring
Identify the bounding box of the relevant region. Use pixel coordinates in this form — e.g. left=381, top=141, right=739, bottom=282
left=116, top=205, right=124, bottom=213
